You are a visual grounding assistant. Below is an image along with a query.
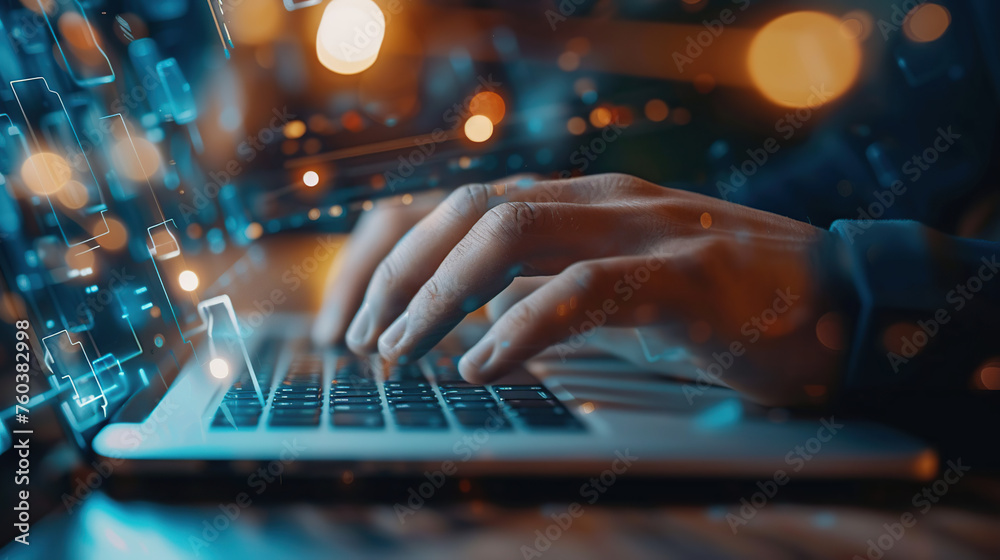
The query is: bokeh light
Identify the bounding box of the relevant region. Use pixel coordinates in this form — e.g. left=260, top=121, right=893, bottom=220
left=904, top=3, right=950, bottom=43
left=645, top=99, right=669, bottom=122
left=464, top=115, right=494, bottom=143
left=589, top=106, right=612, bottom=128
left=566, top=116, right=586, bottom=135
left=748, top=11, right=861, bottom=108
left=178, top=270, right=199, bottom=292
left=56, top=180, right=89, bottom=209
left=112, top=137, right=161, bottom=181
left=284, top=120, right=307, bottom=139
left=316, top=0, right=386, bottom=75
left=469, top=91, right=506, bottom=125
left=209, top=358, right=230, bottom=379
left=303, top=170, right=320, bottom=187
left=21, top=152, right=72, bottom=195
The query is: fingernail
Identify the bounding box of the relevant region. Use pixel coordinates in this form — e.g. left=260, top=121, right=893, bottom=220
left=378, top=312, right=408, bottom=358
left=345, top=306, right=373, bottom=349
left=459, top=337, right=495, bottom=382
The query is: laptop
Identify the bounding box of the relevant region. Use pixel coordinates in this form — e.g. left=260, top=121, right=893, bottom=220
left=78, top=282, right=934, bottom=481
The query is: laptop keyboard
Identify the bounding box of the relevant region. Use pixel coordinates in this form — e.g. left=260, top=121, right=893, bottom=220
left=211, top=344, right=584, bottom=432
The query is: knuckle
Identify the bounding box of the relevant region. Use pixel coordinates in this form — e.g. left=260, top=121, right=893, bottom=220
left=563, top=261, right=600, bottom=292
left=480, top=201, right=540, bottom=243
left=372, top=256, right=402, bottom=288
left=502, top=300, right=538, bottom=331
left=447, top=183, right=492, bottom=217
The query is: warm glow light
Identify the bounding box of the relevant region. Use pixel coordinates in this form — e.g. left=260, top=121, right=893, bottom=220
left=316, top=0, right=386, bottom=75
left=904, top=3, right=950, bottom=43
left=464, top=114, right=494, bottom=143
left=589, top=107, right=612, bottom=128
left=56, top=180, right=89, bottom=209
left=245, top=222, right=263, bottom=240
left=748, top=11, right=861, bottom=108
left=209, top=358, right=230, bottom=379
left=112, top=138, right=161, bottom=181
left=21, top=152, right=72, bottom=195
left=470, top=91, right=506, bottom=124
left=303, top=170, right=320, bottom=187
left=284, top=120, right=307, bottom=139
left=566, top=116, right=586, bottom=135
left=178, top=270, right=199, bottom=292
left=645, top=99, right=669, bottom=122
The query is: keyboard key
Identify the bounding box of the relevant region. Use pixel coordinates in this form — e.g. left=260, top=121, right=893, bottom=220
left=385, top=388, right=434, bottom=395
left=333, top=412, right=385, bottom=428
left=331, top=396, right=381, bottom=405
left=496, top=390, right=552, bottom=400
left=440, top=387, right=488, bottom=395
left=330, top=381, right=376, bottom=389
left=391, top=402, right=442, bottom=411
left=393, top=411, right=448, bottom=429
left=275, top=386, right=320, bottom=394
left=271, top=400, right=321, bottom=409
left=493, top=385, right=546, bottom=392
left=332, top=404, right=382, bottom=412
left=386, top=394, right=438, bottom=403
left=273, top=393, right=320, bottom=401
left=331, top=390, right=380, bottom=398
left=444, top=394, right=495, bottom=402
left=447, top=401, right=499, bottom=410
left=383, top=381, right=429, bottom=389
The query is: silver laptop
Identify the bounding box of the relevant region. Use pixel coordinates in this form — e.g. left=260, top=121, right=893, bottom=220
left=85, top=311, right=934, bottom=481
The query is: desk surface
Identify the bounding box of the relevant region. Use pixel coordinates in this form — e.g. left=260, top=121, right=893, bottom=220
left=6, top=483, right=1000, bottom=560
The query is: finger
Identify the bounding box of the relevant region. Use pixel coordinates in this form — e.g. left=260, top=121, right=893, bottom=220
left=456, top=255, right=686, bottom=383
left=377, top=201, right=642, bottom=362
left=311, top=195, right=439, bottom=346
left=345, top=175, right=608, bottom=353
left=485, top=276, right=551, bottom=322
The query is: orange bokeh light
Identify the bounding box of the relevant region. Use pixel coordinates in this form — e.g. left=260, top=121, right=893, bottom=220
left=748, top=11, right=861, bottom=109
left=469, top=91, right=506, bottom=125
left=904, top=3, right=951, bottom=43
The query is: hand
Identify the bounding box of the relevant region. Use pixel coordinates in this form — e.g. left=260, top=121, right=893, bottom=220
left=311, top=190, right=447, bottom=346
left=328, top=173, right=849, bottom=406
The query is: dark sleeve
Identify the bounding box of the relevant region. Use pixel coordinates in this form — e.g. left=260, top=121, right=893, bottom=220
left=825, top=219, right=1000, bottom=395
